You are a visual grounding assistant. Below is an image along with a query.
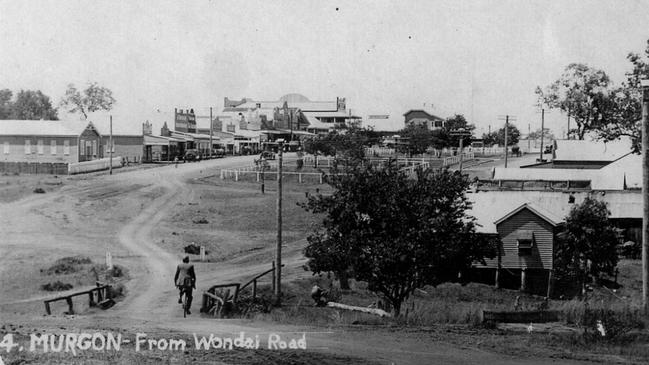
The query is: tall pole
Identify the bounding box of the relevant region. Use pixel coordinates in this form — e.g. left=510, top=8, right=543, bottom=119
left=528, top=123, right=531, bottom=152
left=458, top=136, right=464, bottom=173
left=567, top=107, right=571, bottom=140
left=209, top=107, right=213, bottom=159
left=641, top=80, right=649, bottom=314
left=504, top=116, right=509, bottom=168
left=275, top=141, right=284, bottom=305
left=540, top=109, right=545, bottom=162
left=109, top=115, right=113, bottom=175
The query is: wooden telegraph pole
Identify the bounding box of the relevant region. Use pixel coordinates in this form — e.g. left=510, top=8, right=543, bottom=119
left=539, top=109, right=545, bottom=162
left=498, top=115, right=516, bottom=168
left=109, top=115, right=113, bottom=175
left=209, top=107, right=213, bottom=159
left=275, top=139, right=284, bottom=305
left=641, top=79, right=649, bottom=314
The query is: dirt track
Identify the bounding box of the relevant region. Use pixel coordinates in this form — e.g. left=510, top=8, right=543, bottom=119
left=0, top=157, right=589, bottom=364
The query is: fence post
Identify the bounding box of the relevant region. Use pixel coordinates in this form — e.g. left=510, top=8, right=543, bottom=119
left=220, top=170, right=224, bottom=179
left=200, top=246, right=206, bottom=262
left=45, top=302, right=51, bottom=315
left=298, top=173, right=302, bottom=183
left=66, top=297, right=74, bottom=314
left=252, top=279, right=257, bottom=300
left=319, top=173, right=323, bottom=184
left=235, top=170, right=239, bottom=181
left=105, top=251, right=113, bottom=270
left=256, top=172, right=260, bottom=182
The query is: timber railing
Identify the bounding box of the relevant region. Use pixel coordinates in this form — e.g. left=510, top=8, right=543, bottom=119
left=44, top=282, right=112, bottom=315
left=200, top=262, right=283, bottom=318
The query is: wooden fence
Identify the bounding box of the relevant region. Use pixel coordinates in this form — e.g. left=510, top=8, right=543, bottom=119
left=0, top=161, right=68, bottom=175
left=201, top=262, right=280, bottom=318
left=44, top=282, right=112, bottom=315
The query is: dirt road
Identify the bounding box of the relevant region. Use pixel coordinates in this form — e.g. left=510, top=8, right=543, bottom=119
left=0, top=157, right=589, bottom=364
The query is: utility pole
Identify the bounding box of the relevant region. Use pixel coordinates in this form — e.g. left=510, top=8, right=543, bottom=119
left=498, top=115, right=516, bottom=168
left=109, top=115, right=113, bottom=175
left=209, top=107, right=213, bottom=159
left=567, top=107, right=571, bottom=140
left=528, top=123, right=531, bottom=152
left=504, top=117, right=508, bottom=168
left=450, top=128, right=471, bottom=173
left=275, top=139, right=284, bottom=306
left=641, top=79, right=649, bottom=314
left=540, top=109, right=545, bottom=162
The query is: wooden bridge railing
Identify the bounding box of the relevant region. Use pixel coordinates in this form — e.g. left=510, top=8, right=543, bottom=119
left=44, top=282, right=112, bottom=315
left=200, top=262, right=283, bottom=317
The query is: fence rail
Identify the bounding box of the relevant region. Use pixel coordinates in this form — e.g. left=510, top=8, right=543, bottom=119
left=44, top=282, right=112, bottom=315
left=200, top=262, right=281, bottom=318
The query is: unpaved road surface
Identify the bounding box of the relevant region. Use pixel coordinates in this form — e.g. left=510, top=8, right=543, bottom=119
left=0, top=157, right=590, bottom=364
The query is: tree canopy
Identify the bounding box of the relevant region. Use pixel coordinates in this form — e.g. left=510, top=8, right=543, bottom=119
left=398, top=123, right=434, bottom=155
left=301, top=161, right=497, bottom=315
left=440, top=114, right=476, bottom=147
left=555, top=196, right=622, bottom=295
left=0, top=89, right=58, bottom=120
left=482, top=124, right=520, bottom=146
left=60, top=82, right=115, bottom=119
left=537, top=63, right=613, bottom=140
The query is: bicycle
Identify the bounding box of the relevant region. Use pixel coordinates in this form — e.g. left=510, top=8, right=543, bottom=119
left=178, top=278, right=193, bottom=317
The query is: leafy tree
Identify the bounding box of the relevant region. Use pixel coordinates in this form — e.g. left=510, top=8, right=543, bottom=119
left=398, top=123, right=433, bottom=155
left=528, top=128, right=555, bottom=141
left=440, top=114, right=476, bottom=148
left=60, top=82, right=115, bottom=119
left=302, top=127, right=370, bottom=167
left=0, top=89, right=12, bottom=119
left=595, top=40, right=649, bottom=152
left=482, top=124, right=520, bottom=146
left=9, top=90, right=58, bottom=120
left=537, top=63, right=613, bottom=140
left=555, top=197, right=622, bottom=296
left=301, top=161, right=497, bottom=315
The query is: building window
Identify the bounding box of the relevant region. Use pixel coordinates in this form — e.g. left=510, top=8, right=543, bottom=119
left=63, top=140, right=70, bottom=155
left=25, top=139, right=31, bottom=154
left=3, top=141, right=9, bottom=154
left=37, top=140, right=44, bottom=155
left=516, top=230, right=534, bottom=256
left=51, top=140, right=57, bottom=155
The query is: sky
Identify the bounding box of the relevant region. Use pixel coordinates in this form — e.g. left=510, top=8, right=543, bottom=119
left=1, top=0, right=649, bottom=136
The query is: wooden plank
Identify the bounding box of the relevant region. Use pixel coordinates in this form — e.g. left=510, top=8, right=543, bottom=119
left=482, top=310, right=559, bottom=323
left=326, top=302, right=392, bottom=317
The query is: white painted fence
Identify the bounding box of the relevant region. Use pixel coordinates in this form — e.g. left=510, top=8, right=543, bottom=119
left=68, top=157, right=123, bottom=174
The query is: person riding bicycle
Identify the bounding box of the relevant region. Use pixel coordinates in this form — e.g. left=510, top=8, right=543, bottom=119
left=174, top=256, right=196, bottom=314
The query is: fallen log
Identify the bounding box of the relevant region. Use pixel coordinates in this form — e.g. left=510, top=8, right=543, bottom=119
left=326, top=302, right=392, bottom=317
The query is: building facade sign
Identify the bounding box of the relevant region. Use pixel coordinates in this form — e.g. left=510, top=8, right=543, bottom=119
left=175, top=108, right=196, bottom=133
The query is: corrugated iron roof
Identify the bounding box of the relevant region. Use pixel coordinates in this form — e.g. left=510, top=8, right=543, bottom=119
left=469, top=190, right=641, bottom=233
left=554, top=138, right=632, bottom=161
left=0, top=120, right=80, bottom=136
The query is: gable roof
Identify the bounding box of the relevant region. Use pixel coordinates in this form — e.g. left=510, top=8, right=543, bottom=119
left=493, top=203, right=562, bottom=227
left=403, top=109, right=444, bottom=120
left=469, top=190, right=641, bottom=233
left=0, top=120, right=80, bottom=136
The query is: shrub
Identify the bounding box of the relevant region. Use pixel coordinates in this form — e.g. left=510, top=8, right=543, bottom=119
left=44, top=256, right=92, bottom=275
left=184, top=243, right=207, bottom=255
left=33, top=188, right=45, bottom=194
left=108, top=283, right=126, bottom=298
left=192, top=217, right=209, bottom=224
left=41, top=281, right=73, bottom=291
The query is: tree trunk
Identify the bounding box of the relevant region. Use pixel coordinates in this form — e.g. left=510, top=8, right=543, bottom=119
left=391, top=299, right=402, bottom=317
left=337, top=271, right=350, bottom=290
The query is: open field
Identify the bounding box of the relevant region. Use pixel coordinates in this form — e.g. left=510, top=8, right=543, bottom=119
left=1, top=155, right=647, bottom=364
